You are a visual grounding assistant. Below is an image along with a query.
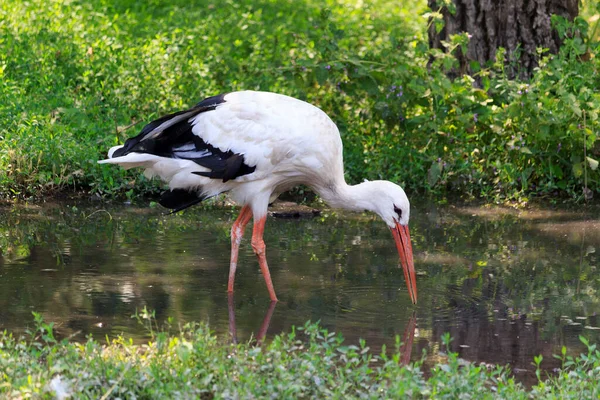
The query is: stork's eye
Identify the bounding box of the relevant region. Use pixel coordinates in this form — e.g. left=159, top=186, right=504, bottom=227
left=393, top=205, right=402, bottom=220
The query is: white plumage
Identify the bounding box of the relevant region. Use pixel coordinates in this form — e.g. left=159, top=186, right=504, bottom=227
left=99, top=90, right=417, bottom=303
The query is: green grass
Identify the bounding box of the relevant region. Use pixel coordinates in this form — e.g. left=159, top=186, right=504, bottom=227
left=0, top=0, right=425, bottom=199
left=1, top=313, right=600, bottom=399
left=0, top=0, right=599, bottom=202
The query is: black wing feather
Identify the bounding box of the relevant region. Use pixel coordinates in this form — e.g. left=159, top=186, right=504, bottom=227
left=112, top=92, right=256, bottom=183
left=159, top=189, right=208, bottom=213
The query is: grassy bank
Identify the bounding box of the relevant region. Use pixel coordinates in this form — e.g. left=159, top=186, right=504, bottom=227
left=1, top=315, right=599, bottom=399
left=0, top=0, right=599, bottom=202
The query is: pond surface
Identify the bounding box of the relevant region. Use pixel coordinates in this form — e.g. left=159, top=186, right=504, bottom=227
left=1, top=199, right=600, bottom=383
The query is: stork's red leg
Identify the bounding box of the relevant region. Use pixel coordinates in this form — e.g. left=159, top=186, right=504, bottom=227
left=228, top=205, right=252, bottom=293
left=251, top=216, right=278, bottom=302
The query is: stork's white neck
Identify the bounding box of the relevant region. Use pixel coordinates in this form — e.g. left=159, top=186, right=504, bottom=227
left=313, top=179, right=410, bottom=227
left=318, top=181, right=376, bottom=211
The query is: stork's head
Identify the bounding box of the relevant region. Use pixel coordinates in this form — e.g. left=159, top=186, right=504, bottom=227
left=366, top=181, right=417, bottom=304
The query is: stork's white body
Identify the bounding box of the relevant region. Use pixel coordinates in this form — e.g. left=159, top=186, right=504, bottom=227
left=100, top=90, right=416, bottom=303
left=102, top=91, right=346, bottom=216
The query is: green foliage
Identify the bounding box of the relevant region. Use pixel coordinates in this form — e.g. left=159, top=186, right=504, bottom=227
left=2, top=314, right=600, bottom=398
left=0, top=0, right=599, bottom=202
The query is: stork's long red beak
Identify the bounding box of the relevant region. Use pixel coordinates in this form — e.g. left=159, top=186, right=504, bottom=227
left=391, top=222, right=417, bottom=304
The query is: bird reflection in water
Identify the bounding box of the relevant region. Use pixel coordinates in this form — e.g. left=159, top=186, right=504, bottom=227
left=227, top=294, right=277, bottom=345
left=400, top=313, right=417, bottom=366
left=226, top=293, right=416, bottom=367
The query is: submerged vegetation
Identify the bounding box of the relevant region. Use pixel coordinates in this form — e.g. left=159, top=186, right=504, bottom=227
left=0, top=0, right=599, bottom=202
left=1, top=314, right=600, bottom=399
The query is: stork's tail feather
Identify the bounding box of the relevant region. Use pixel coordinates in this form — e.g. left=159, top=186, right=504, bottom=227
left=159, top=189, right=208, bottom=214
left=110, top=93, right=228, bottom=159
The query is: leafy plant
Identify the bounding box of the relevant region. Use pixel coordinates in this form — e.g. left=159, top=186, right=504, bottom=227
left=0, top=0, right=598, bottom=203
left=2, top=315, right=600, bottom=398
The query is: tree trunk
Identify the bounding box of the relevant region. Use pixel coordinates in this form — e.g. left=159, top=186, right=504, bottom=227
left=427, top=0, right=579, bottom=79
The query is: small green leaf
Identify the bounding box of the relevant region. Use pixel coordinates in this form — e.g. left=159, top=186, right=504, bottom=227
left=519, top=147, right=532, bottom=154
left=427, top=161, right=443, bottom=187
left=315, top=67, right=328, bottom=85
left=573, top=162, right=584, bottom=178
left=359, top=76, right=378, bottom=94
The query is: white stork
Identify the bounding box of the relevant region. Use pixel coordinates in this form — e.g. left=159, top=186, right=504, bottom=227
left=99, top=91, right=417, bottom=303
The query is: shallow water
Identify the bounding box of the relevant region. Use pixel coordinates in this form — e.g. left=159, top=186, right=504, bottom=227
left=1, top=200, right=599, bottom=382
